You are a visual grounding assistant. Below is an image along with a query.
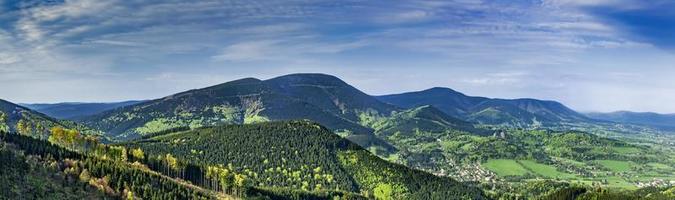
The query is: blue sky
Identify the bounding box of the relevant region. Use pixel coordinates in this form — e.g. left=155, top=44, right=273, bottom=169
left=1, top=0, right=674, bottom=113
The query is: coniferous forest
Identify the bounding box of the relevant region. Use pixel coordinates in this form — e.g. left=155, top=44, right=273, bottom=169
left=3, top=119, right=673, bottom=199
left=122, top=120, right=486, bottom=199
left=0, top=121, right=487, bottom=200
left=0, top=131, right=218, bottom=200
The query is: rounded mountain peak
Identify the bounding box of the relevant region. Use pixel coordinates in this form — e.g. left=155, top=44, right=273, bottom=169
left=423, top=87, right=463, bottom=94
left=266, top=73, right=348, bottom=87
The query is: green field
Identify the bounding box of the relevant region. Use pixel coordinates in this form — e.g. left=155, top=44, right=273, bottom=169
left=483, top=159, right=577, bottom=179
left=568, top=179, right=596, bottom=186
left=605, top=176, right=637, bottom=189
left=648, top=162, right=673, bottom=170
left=553, top=156, right=586, bottom=167
left=612, top=146, right=641, bottom=154
left=519, top=160, right=577, bottom=179
left=483, top=159, right=529, bottom=176
left=597, top=160, right=633, bottom=172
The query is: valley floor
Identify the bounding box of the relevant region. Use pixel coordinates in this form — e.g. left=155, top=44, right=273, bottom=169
left=366, top=123, right=675, bottom=199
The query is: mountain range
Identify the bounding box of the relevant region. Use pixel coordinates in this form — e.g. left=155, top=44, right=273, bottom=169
left=2, top=73, right=674, bottom=199
left=0, top=99, right=101, bottom=139
left=78, top=74, right=396, bottom=148
left=12, top=73, right=666, bottom=146
left=6, top=73, right=598, bottom=142
left=377, top=87, right=592, bottom=127
left=1, top=99, right=67, bottom=137
left=21, top=101, right=144, bottom=120
left=586, top=111, right=675, bottom=131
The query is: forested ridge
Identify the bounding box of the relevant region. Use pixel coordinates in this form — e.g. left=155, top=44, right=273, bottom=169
left=0, top=127, right=376, bottom=199
left=122, top=120, right=488, bottom=199
left=0, top=120, right=487, bottom=199
left=0, top=131, right=219, bottom=200
left=0, top=139, right=105, bottom=199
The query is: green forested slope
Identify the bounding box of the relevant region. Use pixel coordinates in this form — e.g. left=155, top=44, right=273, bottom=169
left=122, top=120, right=487, bottom=199
left=1, top=99, right=68, bottom=137
left=0, top=131, right=220, bottom=200
left=364, top=105, right=483, bottom=137
left=0, top=142, right=105, bottom=200
left=0, top=99, right=99, bottom=139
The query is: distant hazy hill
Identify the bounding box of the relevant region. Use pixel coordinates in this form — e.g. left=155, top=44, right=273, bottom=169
left=21, top=101, right=144, bottom=120
left=0, top=99, right=105, bottom=140
left=123, top=120, right=487, bottom=199
left=586, top=111, right=675, bottom=130
left=378, top=87, right=591, bottom=127
left=377, top=87, right=485, bottom=117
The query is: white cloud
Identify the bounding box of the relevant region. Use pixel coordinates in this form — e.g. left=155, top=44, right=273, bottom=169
left=87, top=39, right=147, bottom=47
left=28, top=0, right=113, bottom=21
left=460, top=72, right=528, bottom=86
left=212, top=38, right=367, bottom=62
left=13, top=0, right=116, bottom=42
left=542, top=0, right=647, bottom=10
left=0, top=53, right=21, bottom=65
left=375, top=10, right=431, bottom=24
left=213, top=40, right=280, bottom=61
left=15, top=19, right=44, bottom=41
left=546, top=0, right=621, bottom=6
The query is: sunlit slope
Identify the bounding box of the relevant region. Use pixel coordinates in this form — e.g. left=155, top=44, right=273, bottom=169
left=123, top=120, right=487, bottom=199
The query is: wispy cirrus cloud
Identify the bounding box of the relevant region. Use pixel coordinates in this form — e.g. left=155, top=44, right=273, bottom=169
left=0, top=0, right=674, bottom=112
left=585, top=2, right=675, bottom=49
left=0, top=53, right=20, bottom=65
left=212, top=38, right=367, bottom=62
left=544, top=0, right=675, bottom=49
